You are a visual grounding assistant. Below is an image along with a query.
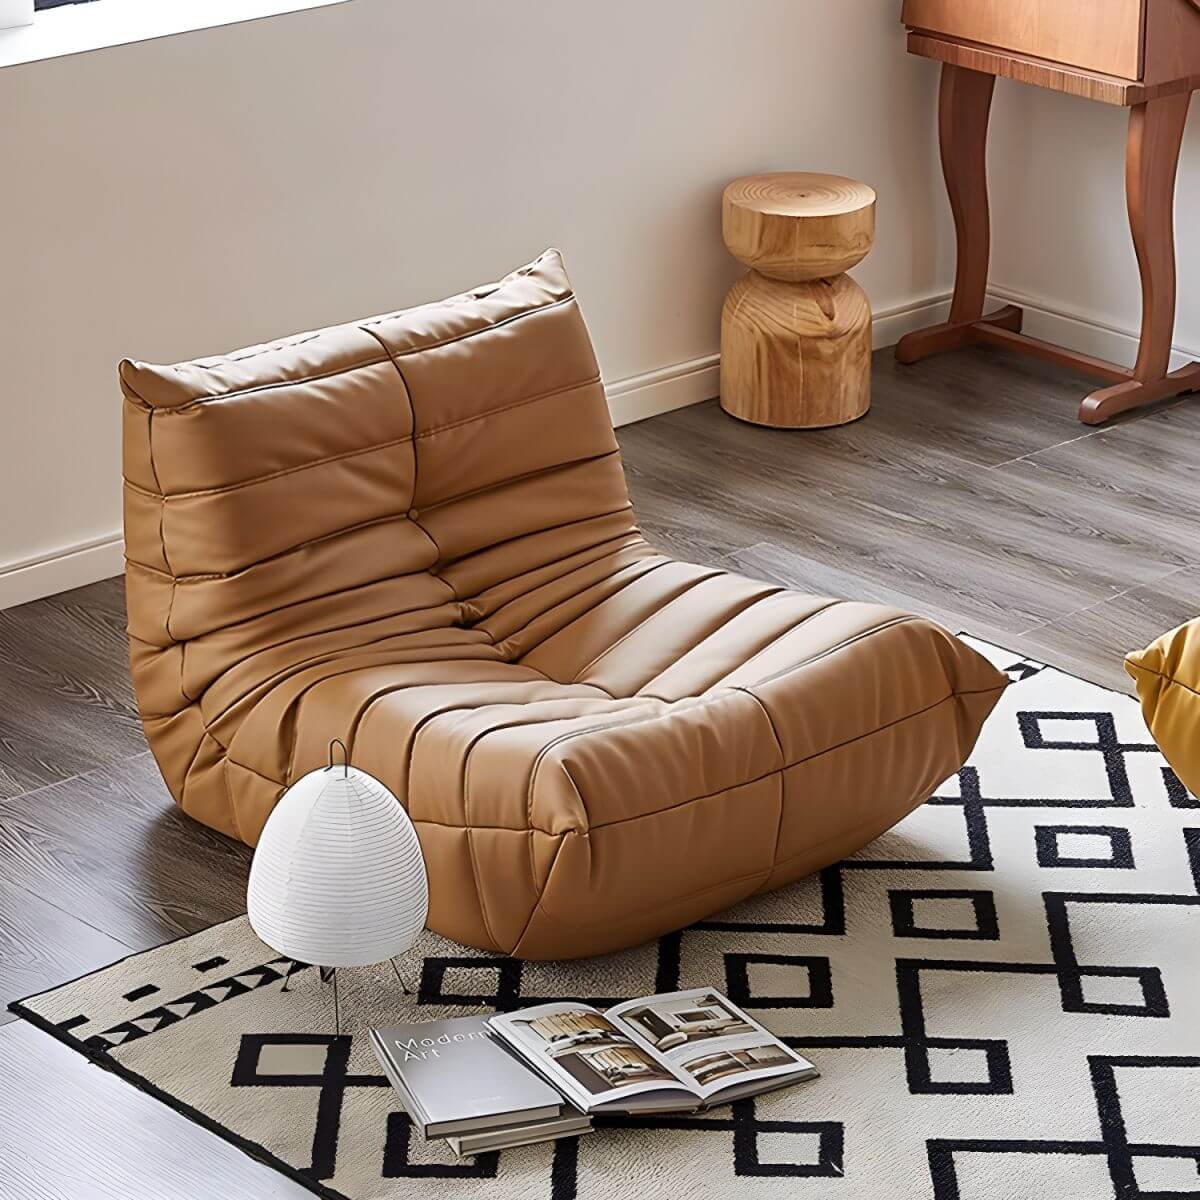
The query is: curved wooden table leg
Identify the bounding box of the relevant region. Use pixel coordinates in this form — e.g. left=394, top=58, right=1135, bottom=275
left=896, top=63, right=1014, bottom=365
left=942, top=63, right=995, bottom=325
left=1082, top=93, right=1200, bottom=425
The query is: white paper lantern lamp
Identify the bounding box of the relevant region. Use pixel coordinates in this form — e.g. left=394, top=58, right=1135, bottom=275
left=247, top=740, right=428, bottom=1026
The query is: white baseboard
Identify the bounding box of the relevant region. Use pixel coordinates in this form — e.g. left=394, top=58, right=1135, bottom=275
left=606, top=354, right=721, bottom=427
left=987, top=284, right=1200, bottom=372
left=871, top=291, right=953, bottom=350
left=0, top=532, right=125, bottom=611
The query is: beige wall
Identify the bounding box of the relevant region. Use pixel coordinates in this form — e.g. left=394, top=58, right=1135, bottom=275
left=0, top=0, right=953, bottom=604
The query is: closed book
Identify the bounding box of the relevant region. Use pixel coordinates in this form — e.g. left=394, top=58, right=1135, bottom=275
left=444, top=1112, right=593, bottom=1157
left=371, top=1015, right=565, bottom=1138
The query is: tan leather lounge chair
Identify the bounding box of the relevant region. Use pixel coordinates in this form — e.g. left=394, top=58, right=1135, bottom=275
left=121, top=251, right=1007, bottom=960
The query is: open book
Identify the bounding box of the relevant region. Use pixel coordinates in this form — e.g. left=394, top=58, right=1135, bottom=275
left=488, top=988, right=817, bottom=1115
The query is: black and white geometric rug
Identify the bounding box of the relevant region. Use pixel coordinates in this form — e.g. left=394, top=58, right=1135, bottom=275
left=10, top=638, right=1200, bottom=1200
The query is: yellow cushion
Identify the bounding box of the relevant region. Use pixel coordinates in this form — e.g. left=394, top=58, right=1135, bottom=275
left=1125, top=618, right=1200, bottom=797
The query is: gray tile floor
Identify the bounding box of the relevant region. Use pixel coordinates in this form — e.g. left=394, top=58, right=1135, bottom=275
left=1, top=344, right=1196, bottom=1197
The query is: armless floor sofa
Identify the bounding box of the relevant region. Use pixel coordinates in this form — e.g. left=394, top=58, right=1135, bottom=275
left=121, top=251, right=1007, bottom=960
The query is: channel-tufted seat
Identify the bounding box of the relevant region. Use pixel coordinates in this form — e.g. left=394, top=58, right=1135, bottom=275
left=121, top=251, right=1006, bottom=959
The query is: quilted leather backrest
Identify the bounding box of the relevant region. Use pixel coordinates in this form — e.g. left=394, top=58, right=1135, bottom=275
left=121, top=251, right=635, bottom=828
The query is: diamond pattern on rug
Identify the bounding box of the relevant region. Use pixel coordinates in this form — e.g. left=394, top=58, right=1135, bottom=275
left=9, top=637, right=1199, bottom=1200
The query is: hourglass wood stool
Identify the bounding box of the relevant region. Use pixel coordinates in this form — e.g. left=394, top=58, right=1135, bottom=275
left=720, top=172, right=876, bottom=428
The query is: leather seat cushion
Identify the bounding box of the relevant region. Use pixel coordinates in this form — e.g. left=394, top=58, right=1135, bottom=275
left=226, top=566, right=1003, bottom=958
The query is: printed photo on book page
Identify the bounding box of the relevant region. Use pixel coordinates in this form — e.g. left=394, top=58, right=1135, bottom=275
left=488, top=1003, right=695, bottom=1111
left=608, top=989, right=815, bottom=1101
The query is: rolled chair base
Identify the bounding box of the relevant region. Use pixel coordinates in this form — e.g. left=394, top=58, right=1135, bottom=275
left=121, top=251, right=1007, bottom=961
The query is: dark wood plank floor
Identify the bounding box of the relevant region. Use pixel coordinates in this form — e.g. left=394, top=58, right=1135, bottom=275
left=1, top=344, right=1197, bottom=1196
left=620, top=348, right=1200, bottom=690
left=0, top=1018, right=307, bottom=1199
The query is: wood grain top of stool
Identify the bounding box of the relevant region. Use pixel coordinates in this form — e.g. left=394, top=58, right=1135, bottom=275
left=722, top=172, right=876, bottom=282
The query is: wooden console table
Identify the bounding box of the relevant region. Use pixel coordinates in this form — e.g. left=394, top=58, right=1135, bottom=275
left=896, top=0, right=1200, bottom=424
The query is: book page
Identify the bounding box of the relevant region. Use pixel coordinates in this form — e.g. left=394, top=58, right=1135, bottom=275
left=488, top=1002, right=696, bottom=1113
left=606, top=989, right=817, bottom=1102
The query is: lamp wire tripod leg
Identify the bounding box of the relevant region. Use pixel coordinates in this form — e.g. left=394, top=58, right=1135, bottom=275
left=319, top=966, right=340, bottom=1036
left=389, top=957, right=415, bottom=995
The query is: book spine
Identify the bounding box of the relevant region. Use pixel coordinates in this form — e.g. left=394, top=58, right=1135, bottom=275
left=371, top=1035, right=432, bottom=1137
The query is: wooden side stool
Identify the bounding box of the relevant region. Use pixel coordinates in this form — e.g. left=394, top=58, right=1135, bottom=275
left=720, top=172, right=876, bottom=429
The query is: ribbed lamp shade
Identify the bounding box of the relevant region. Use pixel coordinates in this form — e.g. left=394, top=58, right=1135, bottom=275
left=247, top=765, right=428, bottom=968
